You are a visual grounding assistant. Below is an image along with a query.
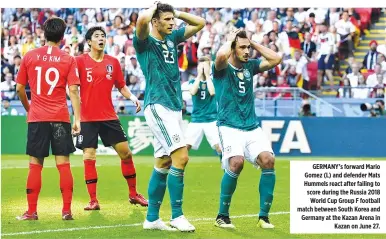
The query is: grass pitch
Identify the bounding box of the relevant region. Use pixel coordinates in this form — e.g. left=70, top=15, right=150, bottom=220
left=1, top=155, right=384, bottom=239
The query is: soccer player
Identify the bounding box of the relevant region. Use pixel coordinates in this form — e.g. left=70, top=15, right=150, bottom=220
left=135, top=2, right=205, bottom=231
left=212, top=29, right=282, bottom=229
left=75, top=26, right=147, bottom=210
left=185, top=57, right=221, bottom=158
left=15, top=17, right=81, bottom=220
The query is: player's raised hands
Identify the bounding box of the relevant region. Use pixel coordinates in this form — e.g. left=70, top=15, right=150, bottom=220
left=227, top=28, right=241, bottom=42
left=197, top=62, right=204, bottom=76
left=72, top=120, right=81, bottom=136
left=203, top=60, right=210, bottom=76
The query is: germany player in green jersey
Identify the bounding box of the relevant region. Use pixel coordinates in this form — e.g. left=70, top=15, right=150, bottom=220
left=212, top=29, right=282, bottom=229
left=134, top=2, right=205, bottom=232
left=185, top=57, right=221, bottom=157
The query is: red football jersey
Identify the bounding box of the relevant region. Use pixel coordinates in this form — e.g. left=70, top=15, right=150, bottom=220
left=16, top=46, right=80, bottom=123
left=76, top=54, right=126, bottom=122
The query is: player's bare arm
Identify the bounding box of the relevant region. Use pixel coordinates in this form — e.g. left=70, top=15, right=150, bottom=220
left=203, top=61, right=215, bottom=96
left=190, top=63, right=204, bottom=95
left=174, top=9, right=206, bottom=40
left=68, top=85, right=81, bottom=135
left=215, top=29, right=241, bottom=71
left=249, top=39, right=282, bottom=72
left=136, top=1, right=160, bottom=40
left=16, top=83, right=30, bottom=112
left=118, top=86, right=142, bottom=113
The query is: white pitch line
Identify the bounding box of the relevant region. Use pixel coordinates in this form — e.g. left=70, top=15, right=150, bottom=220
left=2, top=211, right=289, bottom=236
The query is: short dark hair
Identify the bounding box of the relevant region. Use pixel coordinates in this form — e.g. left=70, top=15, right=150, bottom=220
left=85, top=26, right=106, bottom=44
left=152, top=3, right=174, bottom=19
left=231, top=30, right=248, bottom=49
left=43, top=17, right=66, bottom=43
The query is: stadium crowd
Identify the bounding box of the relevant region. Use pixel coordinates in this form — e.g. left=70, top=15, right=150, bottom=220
left=1, top=7, right=386, bottom=115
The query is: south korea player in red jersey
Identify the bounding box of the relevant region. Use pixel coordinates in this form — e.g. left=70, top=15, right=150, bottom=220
left=75, top=26, right=148, bottom=210
left=15, top=17, right=81, bottom=220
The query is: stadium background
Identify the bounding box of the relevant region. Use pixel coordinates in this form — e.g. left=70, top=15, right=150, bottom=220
left=1, top=6, right=386, bottom=239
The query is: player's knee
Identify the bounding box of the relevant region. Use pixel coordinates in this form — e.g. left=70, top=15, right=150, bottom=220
left=119, top=150, right=133, bottom=161
left=229, top=156, right=244, bottom=174
left=83, top=148, right=96, bottom=160
left=258, top=152, right=275, bottom=169
left=177, top=154, right=189, bottom=168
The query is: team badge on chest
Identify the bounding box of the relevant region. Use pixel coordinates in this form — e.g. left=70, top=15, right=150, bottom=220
left=106, top=64, right=113, bottom=80
left=243, top=69, right=251, bottom=81
left=167, top=40, right=174, bottom=48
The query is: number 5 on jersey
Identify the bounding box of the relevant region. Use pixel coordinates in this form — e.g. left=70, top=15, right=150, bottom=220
left=239, top=81, right=245, bottom=93
left=35, top=66, right=59, bottom=95
left=86, top=70, right=93, bottom=82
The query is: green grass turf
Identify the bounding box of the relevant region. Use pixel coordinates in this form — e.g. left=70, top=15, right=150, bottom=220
left=1, top=155, right=385, bottom=239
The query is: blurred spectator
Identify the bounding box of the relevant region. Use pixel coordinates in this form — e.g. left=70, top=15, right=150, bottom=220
left=378, top=54, right=386, bottom=73
left=370, top=75, right=385, bottom=98
left=245, top=11, right=259, bottom=35
left=64, top=15, right=75, bottom=35
left=105, top=8, right=123, bottom=23
left=1, top=73, right=16, bottom=99
left=316, top=22, right=335, bottom=89
left=74, top=8, right=86, bottom=23
left=105, top=36, right=115, bottom=55
left=113, top=27, right=128, bottom=50
left=126, top=55, right=144, bottom=82
left=64, top=26, right=83, bottom=47
left=328, top=8, right=340, bottom=27
left=273, top=76, right=292, bottom=98
left=338, top=77, right=352, bottom=98
left=3, top=35, right=21, bottom=63
left=363, top=40, right=379, bottom=70
left=263, top=10, right=281, bottom=33
left=376, top=36, right=386, bottom=57
left=301, top=32, right=316, bottom=58
left=251, top=23, right=264, bottom=44
left=180, top=38, right=198, bottom=82
left=77, top=14, right=91, bottom=36
left=351, top=76, right=370, bottom=99
left=212, top=11, right=226, bottom=36
left=345, top=62, right=363, bottom=88
left=230, top=10, right=245, bottom=29
left=21, top=34, right=36, bottom=56
left=367, top=64, right=386, bottom=87
left=219, top=8, right=233, bottom=23
left=56, top=8, right=72, bottom=21
left=329, top=25, right=341, bottom=74
left=280, top=8, right=298, bottom=31
left=335, top=11, right=355, bottom=57
left=298, top=100, right=316, bottom=116
left=1, top=98, right=18, bottom=116
left=93, top=12, right=107, bottom=28
left=111, top=45, right=125, bottom=61
left=11, top=55, right=21, bottom=77
left=295, top=8, right=307, bottom=23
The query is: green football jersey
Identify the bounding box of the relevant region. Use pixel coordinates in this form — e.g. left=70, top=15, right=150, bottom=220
left=212, top=59, right=261, bottom=131
left=133, top=28, right=186, bottom=111
left=188, top=79, right=217, bottom=123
